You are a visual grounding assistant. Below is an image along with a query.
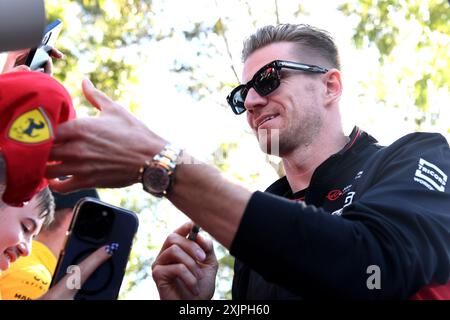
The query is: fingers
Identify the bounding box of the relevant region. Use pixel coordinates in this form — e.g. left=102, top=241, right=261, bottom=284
left=51, top=118, right=88, bottom=144
left=155, top=242, right=204, bottom=279
left=49, top=47, right=64, bottom=59
left=82, top=78, right=115, bottom=112
left=9, top=49, right=30, bottom=64
left=2, top=50, right=30, bottom=73
left=151, top=224, right=203, bottom=297
left=45, top=162, right=73, bottom=180
left=76, top=245, right=114, bottom=284
left=152, top=223, right=218, bottom=299
left=151, top=224, right=212, bottom=290
left=173, top=221, right=197, bottom=240
left=41, top=245, right=113, bottom=300
left=44, top=58, right=54, bottom=75
left=155, top=231, right=206, bottom=273
left=44, top=47, right=64, bottom=74
left=152, top=264, right=200, bottom=297
left=160, top=223, right=206, bottom=261
left=192, top=233, right=216, bottom=264
left=47, top=177, right=86, bottom=194
left=172, top=222, right=215, bottom=261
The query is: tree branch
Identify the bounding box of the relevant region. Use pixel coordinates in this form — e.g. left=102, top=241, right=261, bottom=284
left=274, top=0, right=280, bottom=24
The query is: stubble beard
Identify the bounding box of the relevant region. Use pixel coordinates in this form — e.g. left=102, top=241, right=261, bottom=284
left=256, top=109, right=323, bottom=157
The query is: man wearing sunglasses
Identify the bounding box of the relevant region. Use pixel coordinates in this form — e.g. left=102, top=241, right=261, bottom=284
left=45, top=24, right=450, bottom=300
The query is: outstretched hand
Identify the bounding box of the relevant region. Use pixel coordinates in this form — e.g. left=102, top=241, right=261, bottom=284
left=46, top=79, right=167, bottom=193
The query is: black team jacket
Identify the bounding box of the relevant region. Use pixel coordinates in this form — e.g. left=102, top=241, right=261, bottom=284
left=231, top=127, right=450, bottom=299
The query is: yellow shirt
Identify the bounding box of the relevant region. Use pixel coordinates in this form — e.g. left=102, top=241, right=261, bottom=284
left=0, top=240, right=56, bottom=300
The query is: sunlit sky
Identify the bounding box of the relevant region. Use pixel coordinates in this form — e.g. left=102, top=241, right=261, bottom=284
left=1, top=0, right=448, bottom=299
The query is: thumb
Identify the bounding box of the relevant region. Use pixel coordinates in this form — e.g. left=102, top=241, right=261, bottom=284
left=82, top=78, right=114, bottom=112
left=40, top=244, right=117, bottom=300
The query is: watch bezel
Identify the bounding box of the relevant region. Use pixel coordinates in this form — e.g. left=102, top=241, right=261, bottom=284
left=142, top=164, right=171, bottom=197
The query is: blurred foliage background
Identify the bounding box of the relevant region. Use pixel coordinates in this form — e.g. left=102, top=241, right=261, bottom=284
left=8, top=0, right=447, bottom=299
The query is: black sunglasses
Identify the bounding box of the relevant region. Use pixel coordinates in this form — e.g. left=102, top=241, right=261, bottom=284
left=226, top=60, right=329, bottom=115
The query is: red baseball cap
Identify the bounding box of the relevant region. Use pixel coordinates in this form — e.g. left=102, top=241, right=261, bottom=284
left=0, top=71, right=75, bottom=207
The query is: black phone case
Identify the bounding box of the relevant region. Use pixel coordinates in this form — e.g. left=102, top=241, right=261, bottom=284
left=50, top=198, right=139, bottom=300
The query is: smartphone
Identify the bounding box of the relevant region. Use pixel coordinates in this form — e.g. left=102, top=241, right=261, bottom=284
left=24, top=19, right=63, bottom=71
left=50, top=198, right=139, bottom=300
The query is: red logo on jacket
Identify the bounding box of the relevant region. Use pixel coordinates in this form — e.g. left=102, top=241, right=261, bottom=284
left=327, top=189, right=343, bottom=201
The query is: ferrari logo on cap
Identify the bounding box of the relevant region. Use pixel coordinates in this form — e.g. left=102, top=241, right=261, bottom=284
left=8, top=108, right=53, bottom=144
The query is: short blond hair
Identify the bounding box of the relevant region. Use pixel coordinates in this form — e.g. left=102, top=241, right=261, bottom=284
left=242, top=23, right=340, bottom=70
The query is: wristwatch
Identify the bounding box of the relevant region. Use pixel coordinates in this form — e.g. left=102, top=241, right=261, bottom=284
left=140, top=144, right=182, bottom=197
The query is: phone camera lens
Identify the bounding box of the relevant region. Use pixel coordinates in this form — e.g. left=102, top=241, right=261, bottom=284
left=75, top=204, right=115, bottom=244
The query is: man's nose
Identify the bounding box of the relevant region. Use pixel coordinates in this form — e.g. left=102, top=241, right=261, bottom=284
left=244, top=88, right=268, bottom=113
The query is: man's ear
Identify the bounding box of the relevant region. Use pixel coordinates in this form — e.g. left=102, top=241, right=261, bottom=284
left=323, top=69, right=342, bottom=106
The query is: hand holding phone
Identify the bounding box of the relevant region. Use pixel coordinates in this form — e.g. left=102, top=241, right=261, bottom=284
left=50, top=198, right=139, bottom=300
left=25, top=19, right=63, bottom=72
left=40, top=245, right=113, bottom=300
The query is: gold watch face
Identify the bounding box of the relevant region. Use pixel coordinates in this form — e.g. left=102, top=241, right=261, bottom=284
left=142, top=166, right=170, bottom=194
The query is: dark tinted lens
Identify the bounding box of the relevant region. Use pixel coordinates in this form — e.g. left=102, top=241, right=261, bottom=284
left=254, top=67, right=280, bottom=96
left=227, top=85, right=247, bottom=114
